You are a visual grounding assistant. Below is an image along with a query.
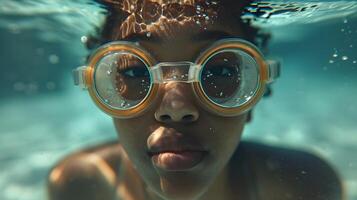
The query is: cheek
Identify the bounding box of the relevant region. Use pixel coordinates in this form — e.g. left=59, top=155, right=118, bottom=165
left=204, top=113, right=247, bottom=154
left=113, top=117, right=150, bottom=152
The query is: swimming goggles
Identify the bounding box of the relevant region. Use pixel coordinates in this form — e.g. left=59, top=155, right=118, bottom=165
left=73, top=38, right=280, bottom=118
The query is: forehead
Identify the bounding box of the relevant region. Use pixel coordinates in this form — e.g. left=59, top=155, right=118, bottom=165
left=103, top=0, right=245, bottom=61
left=106, top=0, right=244, bottom=41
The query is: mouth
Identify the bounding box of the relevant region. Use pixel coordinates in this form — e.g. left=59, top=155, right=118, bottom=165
left=147, top=127, right=208, bottom=171
left=148, top=150, right=208, bottom=171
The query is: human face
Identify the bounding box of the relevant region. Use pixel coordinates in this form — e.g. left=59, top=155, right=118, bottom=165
left=111, top=1, right=250, bottom=199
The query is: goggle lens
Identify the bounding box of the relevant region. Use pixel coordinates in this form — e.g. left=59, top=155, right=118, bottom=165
left=94, top=51, right=151, bottom=110
left=200, top=49, right=260, bottom=108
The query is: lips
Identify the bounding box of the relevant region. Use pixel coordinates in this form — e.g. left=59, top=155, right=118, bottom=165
left=147, top=127, right=208, bottom=171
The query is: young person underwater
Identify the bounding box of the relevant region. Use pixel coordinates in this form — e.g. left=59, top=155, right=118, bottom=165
left=47, top=0, right=344, bottom=199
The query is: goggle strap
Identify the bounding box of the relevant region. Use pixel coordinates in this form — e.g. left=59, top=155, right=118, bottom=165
left=73, top=66, right=88, bottom=90
left=267, top=60, right=281, bottom=83
left=150, top=62, right=201, bottom=83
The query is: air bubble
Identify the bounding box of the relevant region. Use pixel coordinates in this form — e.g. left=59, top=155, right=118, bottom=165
left=107, top=70, right=112, bottom=75
left=49, top=54, right=59, bottom=64
left=332, top=53, right=338, bottom=58
left=81, top=36, right=88, bottom=43
left=46, top=82, right=56, bottom=90
left=219, top=92, right=223, bottom=97
left=329, top=60, right=334, bottom=64
left=146, top=32, right=151, bottom=37
left=121, top=101, right=127, bottom=107
left=343, top=19, right=348, bottom=23
left=13, top=82, right=25, bottom=91
left=353, top=60, right=357, bottom=64
left=342, top=56, right=348, bottom=61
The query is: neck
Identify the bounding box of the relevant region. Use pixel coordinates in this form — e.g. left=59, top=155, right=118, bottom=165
left=198, top=165, right=233, bottom=200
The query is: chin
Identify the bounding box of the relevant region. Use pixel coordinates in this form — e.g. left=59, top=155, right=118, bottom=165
left=148, top=173, right=211, bottom=200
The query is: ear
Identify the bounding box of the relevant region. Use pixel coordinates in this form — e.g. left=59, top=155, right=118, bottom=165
left=246, top=110, right=253, bottom=123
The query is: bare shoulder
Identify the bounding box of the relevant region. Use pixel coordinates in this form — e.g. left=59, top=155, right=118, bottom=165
left=47, top=141, right=125, bottom=200
left=233, top=141, right=345, bottom=200
left=52, top=140, right=123, bottom=173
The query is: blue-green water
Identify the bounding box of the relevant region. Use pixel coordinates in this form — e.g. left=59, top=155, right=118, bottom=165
left=0, top=0, right=357, bottom=200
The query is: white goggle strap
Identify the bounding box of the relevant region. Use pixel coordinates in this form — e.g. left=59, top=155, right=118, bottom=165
left=73, top=66, right=88, bottom=90
left=266, top=60, right=281, bottom=84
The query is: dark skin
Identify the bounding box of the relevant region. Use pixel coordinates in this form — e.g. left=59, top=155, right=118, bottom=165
left=47, top=1, right=344, bottom=200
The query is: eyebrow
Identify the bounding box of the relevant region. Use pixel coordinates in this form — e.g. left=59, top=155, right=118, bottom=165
left=122, top=32, right=162, bottom=43
left=122, top=30, right=234, bottom=43
left=191, top=30, right=234, bottom=41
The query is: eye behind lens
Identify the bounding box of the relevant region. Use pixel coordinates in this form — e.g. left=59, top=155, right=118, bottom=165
left=199, top=49, right=260, bottom=108
left=94, top=51, right=152, bottom=110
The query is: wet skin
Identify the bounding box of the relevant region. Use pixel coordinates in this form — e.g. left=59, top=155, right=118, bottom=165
left=47, top=1, right=344, bottom=200
left=112, top=13, right=250, bottom=200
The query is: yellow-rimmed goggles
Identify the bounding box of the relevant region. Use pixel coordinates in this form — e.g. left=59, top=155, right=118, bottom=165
left=73, top=39, right=280, bottom=118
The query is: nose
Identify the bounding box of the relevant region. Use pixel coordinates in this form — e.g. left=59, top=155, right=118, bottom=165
left=154, top=82, right=199, bottom=123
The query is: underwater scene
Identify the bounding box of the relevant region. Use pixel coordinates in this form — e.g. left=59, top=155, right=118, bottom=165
left=0, top=0, right=356, bottom=199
